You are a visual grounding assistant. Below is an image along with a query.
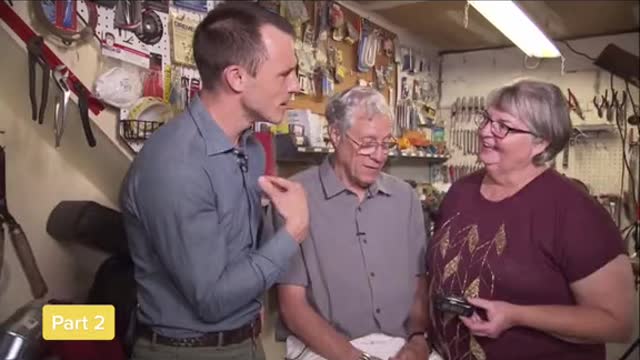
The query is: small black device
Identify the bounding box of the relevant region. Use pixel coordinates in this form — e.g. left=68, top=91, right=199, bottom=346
left=435, top=295, right=476, bottom=317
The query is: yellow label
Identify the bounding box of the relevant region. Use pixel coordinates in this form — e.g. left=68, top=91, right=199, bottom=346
left=42, top=305, right=115, bottom=340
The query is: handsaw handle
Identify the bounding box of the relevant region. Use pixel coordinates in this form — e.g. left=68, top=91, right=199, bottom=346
left=8, top=222, right=48, bottom=299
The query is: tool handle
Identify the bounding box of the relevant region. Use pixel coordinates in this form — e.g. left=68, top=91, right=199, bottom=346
left=0, top=222, right=5, bottom=280
left=8, top=223, right=48, bottom=299
left=39, top=66, right=50, bottom=124
left=28, top=54, right=37, bottom=121
left=78, top=89, right=97, bottom=147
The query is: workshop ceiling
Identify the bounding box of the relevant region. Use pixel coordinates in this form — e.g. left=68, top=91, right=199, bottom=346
left=350, top=0, right=640, bottom=53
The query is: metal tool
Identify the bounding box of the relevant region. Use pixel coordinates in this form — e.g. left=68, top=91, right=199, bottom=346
left=52, top=66, right=70, bottom=147
left=567, top=88, right=585, bottom=120
left=459, top=97, right=467, bottom=152
left=617, top=91, right=627, bottom=125
left=70, top=78, right=97, bottom=147
left=27, top=36, right=50, bottom=125
left=32, top=0, right=99, bottom=46
left=0, top=146, right=48, bottom=299
left=593, top=95, right=604, bottom=119
left=450, top=98, right=459, bottom=146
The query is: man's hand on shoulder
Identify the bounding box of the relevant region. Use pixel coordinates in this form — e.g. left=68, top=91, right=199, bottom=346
left=259, top=176, right=309, bottom=243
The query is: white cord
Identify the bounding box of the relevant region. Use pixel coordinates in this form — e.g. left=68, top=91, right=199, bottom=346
left=464, top=2, right=470, bottom=29
left=560, top=55, right=566, bottom=76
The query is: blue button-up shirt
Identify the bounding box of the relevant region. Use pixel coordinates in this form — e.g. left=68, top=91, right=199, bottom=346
left=120, top=96, right=297, bottom=338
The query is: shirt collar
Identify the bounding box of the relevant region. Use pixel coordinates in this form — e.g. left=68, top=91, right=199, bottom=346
left=188, top=95, right=250, bottom=155
left=319, top=157, right=392, bottom=199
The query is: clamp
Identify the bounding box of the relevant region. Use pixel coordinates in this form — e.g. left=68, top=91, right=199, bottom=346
left=53, top=65, right=70, bottom=147
left=27, top=36, right=50, bottom=124
left=610, top=90, right=620, bottom=124
left=616, top=91, right=627, bottom=125
left=593, top=95, right=605, bottom=119
left=567, top=88, right=585, bottom=120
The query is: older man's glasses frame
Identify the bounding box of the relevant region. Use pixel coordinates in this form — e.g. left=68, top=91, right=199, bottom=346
left=344, top=132, right=398, bottom=156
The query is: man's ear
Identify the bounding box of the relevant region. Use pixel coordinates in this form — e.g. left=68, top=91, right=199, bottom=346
left=222, top=65, right=247, bottom=93
left=328, top=125, right=341, bottom=147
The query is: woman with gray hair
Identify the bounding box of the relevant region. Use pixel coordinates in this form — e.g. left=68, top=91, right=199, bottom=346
left=426, top=79, right=634, bottom=360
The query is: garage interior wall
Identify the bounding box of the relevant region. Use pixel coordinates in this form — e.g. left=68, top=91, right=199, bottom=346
left=0, top=1, right=436, bottom=358
left=0, top=2, right=638, bottom=359
left=440, top=32, right=640, bottom=359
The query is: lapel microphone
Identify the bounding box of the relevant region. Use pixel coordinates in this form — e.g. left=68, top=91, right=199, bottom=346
left=233, top=149, right=248, bottom=173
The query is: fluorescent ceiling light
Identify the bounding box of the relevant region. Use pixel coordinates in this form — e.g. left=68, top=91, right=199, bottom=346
left=468, top=0, right=561, bottom=58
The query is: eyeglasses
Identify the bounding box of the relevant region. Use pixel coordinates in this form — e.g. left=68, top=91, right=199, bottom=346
left=344, top=132, right=398, bottom=155
left=475, top=110, right=536, bottom=139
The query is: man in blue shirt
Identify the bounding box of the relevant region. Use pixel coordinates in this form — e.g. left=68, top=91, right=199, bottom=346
left=120, top=3, right=308, bottom=359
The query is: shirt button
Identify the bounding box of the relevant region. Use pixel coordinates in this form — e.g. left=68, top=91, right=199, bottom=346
left=376, top=308, right=381, bottom=314
left=357, top=206, right=362, bottom=212
left=362, top=238, right=367, bottom=244
left=370, top=272, right=375, bottom=277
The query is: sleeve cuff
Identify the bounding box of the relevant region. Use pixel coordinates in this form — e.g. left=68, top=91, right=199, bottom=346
left=257, top=227, right=298, bottom=271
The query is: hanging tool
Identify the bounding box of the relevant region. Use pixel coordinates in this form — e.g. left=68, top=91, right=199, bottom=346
left=32, top=0, right=98, bottom=46
left=0, top=146, right=48, bottom=299
left=450, top=98, right=459, bottom=147
left=69, top=78, right=97, bottom=147
left=27, top=36, right=50, bottom=125
left=53, top=66, right=71, bottom=147
left=610, top=89, right=620, bottom=124
left=593, top=94, right=604, bottom=119
left=600, top=90, right=613, bottom=122
left=616, top=91, right=627, bottom=126
left=567, top=88, right=585, bottom=120
left=459, top=97, right=466, bottom=152
left=114, top=0, right=142, bottom=31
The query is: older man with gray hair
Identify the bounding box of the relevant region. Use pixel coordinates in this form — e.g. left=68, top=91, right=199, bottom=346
left=277, top=86, right=435, bottom=360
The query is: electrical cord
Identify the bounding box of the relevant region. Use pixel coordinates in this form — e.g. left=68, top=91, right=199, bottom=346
left=617, top=78, right=640, bottom=360
left=560, top=40, right=597, bottom=62
left=611, top=73, right=637, bottom=212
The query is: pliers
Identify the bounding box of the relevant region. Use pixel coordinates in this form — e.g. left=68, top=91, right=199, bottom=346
left=53, top=65, right=70, bottom=147
left=27, top=36, right=50, bottom=125
left=567, top=88, right=585, bottom=120
left=592, top=91, right=607, bottom=119
left=70, top=78, right=97, bottom=147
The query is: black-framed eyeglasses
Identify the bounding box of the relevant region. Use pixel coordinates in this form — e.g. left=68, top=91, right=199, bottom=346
left=344, top=132, right=398, bottom=155
left=475, top=110, right=536, bottom=139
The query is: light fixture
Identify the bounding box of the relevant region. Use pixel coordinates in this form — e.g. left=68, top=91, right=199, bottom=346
left=468, top=0, right=561, bottom=58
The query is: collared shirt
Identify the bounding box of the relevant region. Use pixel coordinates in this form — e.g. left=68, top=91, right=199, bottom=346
left=120, top=96, right=297, bottom=338
left=277, top=158, right=427, bottom=339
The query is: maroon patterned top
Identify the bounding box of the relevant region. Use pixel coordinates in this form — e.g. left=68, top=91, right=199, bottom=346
left=427, top=169, right=625, bottom=360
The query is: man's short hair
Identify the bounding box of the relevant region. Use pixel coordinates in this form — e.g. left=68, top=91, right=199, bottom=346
left=325, top=86, right=395, bottom=133
left=192, top=2, right=295, bottom=91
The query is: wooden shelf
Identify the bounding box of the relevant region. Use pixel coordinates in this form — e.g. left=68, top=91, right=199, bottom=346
left=275, top=134, right=449, bottom=164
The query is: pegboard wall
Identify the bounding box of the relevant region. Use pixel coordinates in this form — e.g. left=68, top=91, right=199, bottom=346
left=92, top=0, right=222, bottom=152
left=439, top=33, right=639, bottom=197
left=562, top=131, right=625, bottom=195
left=441, top=98, right=631, bottom=196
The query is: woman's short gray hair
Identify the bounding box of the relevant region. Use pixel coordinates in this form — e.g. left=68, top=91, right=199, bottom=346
left=325, top=86, right=394, bottom=133
left=487, top=79, right=572, bottom=165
